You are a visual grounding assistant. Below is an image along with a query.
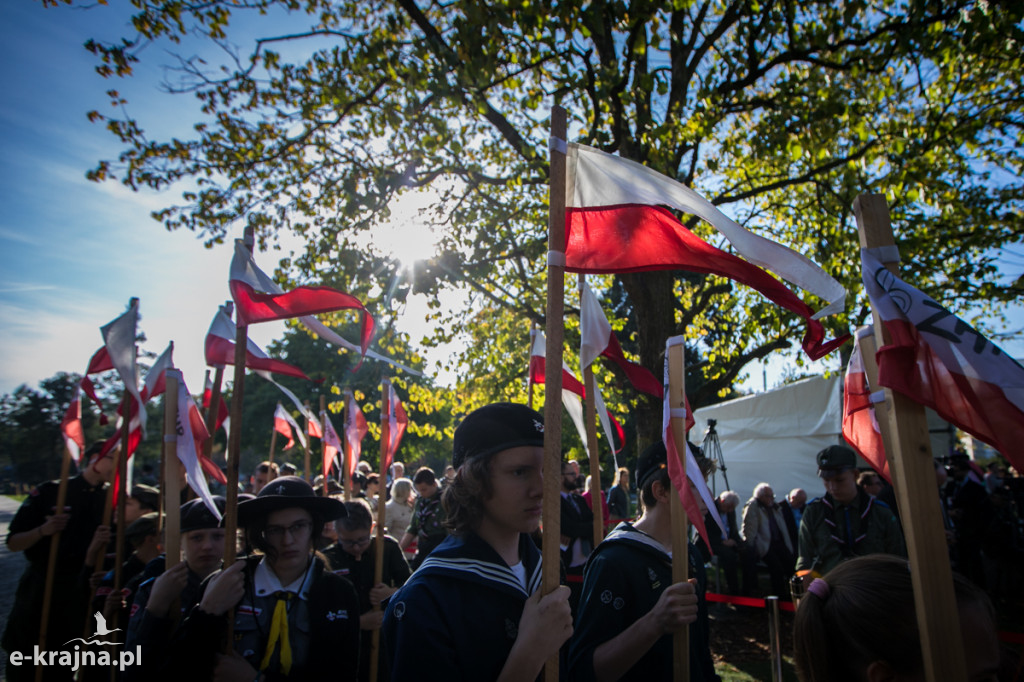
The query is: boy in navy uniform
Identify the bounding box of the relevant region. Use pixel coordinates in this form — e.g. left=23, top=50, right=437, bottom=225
left=383, top=403, right=573, bottom=681
left=569, top=441, right=720, bottom=682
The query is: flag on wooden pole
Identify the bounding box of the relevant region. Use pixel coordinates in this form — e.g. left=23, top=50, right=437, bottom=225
left=843, top=326, right=891, bottom=482
left=169, top=370, right=223, bottom=519
left=344, top=390, right=368, bottom=482
left=205, top=305, right=318, bottom=380
left=322, top=410, right=343, bottom=477
left=563, top=142, right=849, bottom=360
left=100, top=299, right=146, bottom=439
left=861, top=247, right=1024, bottom=470
left=274, top=402, right=303, bottom=451
left=381, top=380, right=407, bottom=473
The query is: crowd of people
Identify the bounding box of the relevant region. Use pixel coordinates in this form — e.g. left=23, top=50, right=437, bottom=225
left=3, top=403, right=1019, bottom=681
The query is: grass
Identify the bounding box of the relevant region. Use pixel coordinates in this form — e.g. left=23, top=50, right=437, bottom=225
left=716, top=657, right=800, bottom=681
left=5, top=494, right=26, bottom=503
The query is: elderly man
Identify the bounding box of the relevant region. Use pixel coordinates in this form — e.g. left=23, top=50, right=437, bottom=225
left=741, top=483, right=795, bottom=599
left=797, top=445, right=905, bottom=576
left=697, top=491, right=745, bottom=595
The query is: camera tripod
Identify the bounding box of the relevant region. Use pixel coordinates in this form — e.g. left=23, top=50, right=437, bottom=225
left=703, top=419, right=730, bottom=494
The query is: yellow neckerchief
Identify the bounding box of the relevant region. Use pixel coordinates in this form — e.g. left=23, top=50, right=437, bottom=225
left=259, top=592, right=293, bottom=674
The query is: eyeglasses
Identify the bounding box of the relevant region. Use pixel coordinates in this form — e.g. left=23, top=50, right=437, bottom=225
left=339, top=535, right=371, bottom=548
left=263, top=520, right=313, bottom=541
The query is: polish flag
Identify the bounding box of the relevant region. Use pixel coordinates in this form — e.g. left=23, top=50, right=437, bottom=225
left=202, top=375, right=230, bottom=437
left=142, top=342, right=174, bottom=401
left=662, top=337, right=724, bottom=551
left=80, top=346, right=115, bottom=423
left=274, top=402, right=300, bottom=451
left=563, top=143, right=849, bottom=360
left=529, top=330, right=625, bottom=458
left=60, top=383, right=85, bottom=463
left=230, top=240, right=374, bottom=358
left=862, top=247, right=1024, bottom=471
left=170, top=370, right=225, bottom=518
left=204, top=305, right=318, bottom=381
left=322, top=411, right=343, bottom=476
left=100, top=299, right=146, bottom=439
left=579, top=279, right=663, bottom=398
left=307, top=413, right=323, bottom=439
left=842, top=326, right=890, bottom=482
left=344, top=390, right=369, bottom=479
left=382, top=381, right=408, bottom=473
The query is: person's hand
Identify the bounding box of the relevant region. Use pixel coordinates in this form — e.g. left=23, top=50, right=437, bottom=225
left=368, top=582, right=396, bottom=607
left=147, top=562, right=189, bottom=618
left=359, top=609, right=384, bottom=631
left=86, top=525, right=111, bottom=556
left=104, top=588, right=127, bottom=615
left=649, top=580, right=699, bottom=635
left=198, top=561, right=244, bottom=617
left=212, top=650, right=258, bottom=682
left=515, top=585, right=573, bottom=659
left=41, top=513, right=70, bottom=536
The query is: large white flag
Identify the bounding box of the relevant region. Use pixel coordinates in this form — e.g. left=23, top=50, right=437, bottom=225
left=171, top=370, right=222, bottom=521
left=100, top=299, right=146, bottom=439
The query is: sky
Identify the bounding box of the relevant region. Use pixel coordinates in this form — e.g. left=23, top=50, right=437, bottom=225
left=1, top=2, right=1021, bottom=403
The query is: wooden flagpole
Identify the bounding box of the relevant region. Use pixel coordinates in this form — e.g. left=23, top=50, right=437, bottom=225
left=542, top=105, right=567, bottom=682
left=666, top=337, right=690, bottom=680
left=222, top=225, right=253, bottom=650
left=268, top=423, right=278, bottom=464
left=369, top=379, right=391, bottom=682
left=203, top=304, right=231, bottom=462
left=580, top=276, right=604, bottom=549
left=304, top=400, right=314, bottom=483
left=320, top=395, right=328, bottom=494
left=854, top=194, right=967, bottom=682
left=163, top=371, right=182, bottom=570
left=35, top=439, right=74, bottom=682
left=343, top=390, right=353, bottom=502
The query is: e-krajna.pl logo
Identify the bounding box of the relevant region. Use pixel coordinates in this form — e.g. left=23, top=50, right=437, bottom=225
left=8, top=612, right=141, bottom=672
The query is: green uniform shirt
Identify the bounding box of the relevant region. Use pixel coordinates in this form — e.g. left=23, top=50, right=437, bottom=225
left=796, top=490, right=906, bottom=574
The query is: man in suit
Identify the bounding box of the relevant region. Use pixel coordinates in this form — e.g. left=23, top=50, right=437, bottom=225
left=561, top=459, right=594, bottom=614
left=697, top=491, right=745, bottom=594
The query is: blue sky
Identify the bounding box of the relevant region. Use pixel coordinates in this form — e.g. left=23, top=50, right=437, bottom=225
left=1, top=2, right=1020, bottom=401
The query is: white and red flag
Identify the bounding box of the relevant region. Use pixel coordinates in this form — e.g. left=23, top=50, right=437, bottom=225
left=205, top=305, right=318, bottom=381
left=862, top=247, right=1024, bottom=471
left=100, top=299, right=146, bottom=439
left=344, top=390, right=369, bottom=480
left=60, top=383, right=85, bottom=463
left=382, top=381, right=408, bottom=473
left=274, top=402, right=303, bottom=451
left=842, top=326, right=891, bottom=482
left=203, top=374, right=230, bottom=438
left=321, top=411, right=343, bottom=477
left=80, top=346, right=114, bottom=423
left=169, top=370, right=224, bottom=519
left=142, top=342, right=174, bottom=401
left=529, top=330, right=625, bottom=457
left=230, top=240, right=374, bottom=357
left=662, top=336, right=723, bottom=552
left=307, top=412, right=323, bottom=439
left=563, top=143, right=849, bottom=360
left=579, top=279, right=664, bottom=398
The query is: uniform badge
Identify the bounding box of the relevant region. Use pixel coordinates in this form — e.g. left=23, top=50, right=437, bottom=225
left=505, top=618, right=518, bottom=639
left=393, top=601, right=406, bottom=620
left=237, top=605, right=262, bottom=617
left=647, top=568, right=657, bottom=581
left=326, top=610, right=349, bottom=621
left=613, top=597, right=625, bottom=610
left=600, top=590, right=613, bottom=604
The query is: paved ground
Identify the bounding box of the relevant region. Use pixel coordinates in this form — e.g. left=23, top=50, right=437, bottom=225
left=0, top=495, right=28, bottom=681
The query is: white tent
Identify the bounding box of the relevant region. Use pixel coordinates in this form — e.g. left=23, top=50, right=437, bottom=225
left=691, top=375, right=845, bottom=503
left=691, top=374, right=957, bottom=504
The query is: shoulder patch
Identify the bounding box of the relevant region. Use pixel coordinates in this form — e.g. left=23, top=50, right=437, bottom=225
left=393, top=601, right=406, bottom=620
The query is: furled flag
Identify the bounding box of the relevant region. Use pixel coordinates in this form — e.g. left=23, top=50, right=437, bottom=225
left=307, top=412, right=323, bottom=439
left=862, top=247, right=1024, bottom=471
left=170, top=370, right=223, bottom=520
left=842, top=326, right=891, bottom=482
left=205, top=305, right=318, bottom=381
left=274, top=402, right=303, bottom=451
left=344, top=390, right=369, bottom=481
left=80, top=346, right=114, bottom=424
left=230, top=240, right=373, bottom=357
left=60, top=383, right=85, bottom=463
left=321, top=411, right=344, bottom=476
left=563, top=142, right=849, bottom=360
left=203, top=374, right=230, bottom=438
left=142, top=342, right=174, bottom=401
left=100, top=299, right=146, bottom=439
left=662, top=336, right=723, bottom=552
left=529, top=330, right=625, bottom=457
left=382, top=381, right=409, bottom=473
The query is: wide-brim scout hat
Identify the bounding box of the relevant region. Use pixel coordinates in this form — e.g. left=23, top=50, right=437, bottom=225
left=180, top=496, right=227, bottom=533
left=237, top=476, right=346, bottom=525
left=452, top=402, right=545, bottom=469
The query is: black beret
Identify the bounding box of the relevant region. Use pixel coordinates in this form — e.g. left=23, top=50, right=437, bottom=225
left=452, top=403, right=545, bottom=469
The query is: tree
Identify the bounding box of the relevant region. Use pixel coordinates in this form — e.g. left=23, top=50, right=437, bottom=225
left=68, top=0, right=1023, bottom=446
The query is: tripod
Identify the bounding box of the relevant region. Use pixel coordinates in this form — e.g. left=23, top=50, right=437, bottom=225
left=703, top=419, right=730, bottom=494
